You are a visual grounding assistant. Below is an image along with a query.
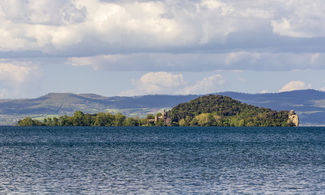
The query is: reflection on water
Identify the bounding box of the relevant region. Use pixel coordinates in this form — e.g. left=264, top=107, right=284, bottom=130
left=0, top=126, right=324, bottom=194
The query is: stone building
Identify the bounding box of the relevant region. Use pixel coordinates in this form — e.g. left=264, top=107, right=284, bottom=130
left=288, top=110, right=299, bottom=127
left=155, top=110, right=172, bottom=126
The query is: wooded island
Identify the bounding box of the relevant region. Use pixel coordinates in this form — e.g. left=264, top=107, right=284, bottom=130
left=18, top=95, right=298, bottom=127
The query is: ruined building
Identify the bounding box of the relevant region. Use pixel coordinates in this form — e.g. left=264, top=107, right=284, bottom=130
left=288, top=110, right=299, bottom=127
left=155, top=110, right=172, bottom=126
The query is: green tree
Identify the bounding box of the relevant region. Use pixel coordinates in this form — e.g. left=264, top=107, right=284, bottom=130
left=72, top=111, right=85, bottom=126
left=124, top=117, right=140, bottom=126
left=178, top=118, right=187, bottom=126
left=59, top=115, right=72, bottom=126
left=18, top=117, right=36, bottom=126
left=83, top=114, right=95, bottom=126
left=146, top=114, right=154, bottom=120
left=53, top=117, right=59, bottom=126
left=195, top=113, right=215, bottom=126
left=94, top=112, right=114, bottom=126
left=190, top=118, right=198, bottom=126
left=140, top=118, right=149, bottom=126
left=113, top=113, right=126, bottom=126
left=44, top=117, right=53, bottom=126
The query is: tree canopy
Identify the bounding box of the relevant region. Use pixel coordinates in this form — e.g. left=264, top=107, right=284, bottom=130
left=167, top=95, right=294, bottom=127
left=18, top=95, right=295, bottom=127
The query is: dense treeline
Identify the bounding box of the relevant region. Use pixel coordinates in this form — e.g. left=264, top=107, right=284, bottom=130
left=18, top=95, right=295, bottom=127
left=18, top=111, right=165, bottom=127
left=168, top=95, right=294, bottom=127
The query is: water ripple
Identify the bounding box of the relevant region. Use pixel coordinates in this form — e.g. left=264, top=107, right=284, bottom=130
left=0, top=126, right=324, bottom=194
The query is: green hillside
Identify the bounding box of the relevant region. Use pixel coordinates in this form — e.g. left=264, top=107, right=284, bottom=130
left=18, top=94, right=296, bottom=127
left=168, top=95, right=294, bottom=127
left=1, top=89, right=324, bottom=126
left=0, top=93, right=197, bottom=116
left=0, top=93, right=197, bottom=125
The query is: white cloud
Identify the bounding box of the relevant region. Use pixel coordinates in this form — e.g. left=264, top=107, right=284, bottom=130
left=0, top=0, right=295, bottom=53
left=1, top=0, right=325, bottom=54
left=122, top=72, right=226, bottom=96
left=121, top=72, right=185, bottom=95
left=279, top=80, right=312, bottom=92
left=0, top=0, right=86, bottom=25
left=1, top=0, right=325, bottom=73
left=68, top=52, right=325, bottom=72
left=0, top=62, right=34, bottom=83
left=225, top=52, right=261, bottom=66
left=320, top=87, right=325, bottom=92
left=0, top=0, right=187, bottom=52
left=181, top=74, right=225, bottom=94
left=271, top=0, right=325, bottom=38
left=0, top=88, right=8, bottom=99
left=0, top=0, right=87, bottom=51
left=0, top=60, right=41, bottom=98
left=311, top=53, right=320, bottom=64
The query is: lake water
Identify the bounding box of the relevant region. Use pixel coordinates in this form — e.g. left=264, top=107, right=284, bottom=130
left=0, top=126, right=324, bottom=194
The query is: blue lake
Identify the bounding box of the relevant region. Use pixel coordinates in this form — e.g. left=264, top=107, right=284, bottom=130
left=0, top=126, right=324, bottom=194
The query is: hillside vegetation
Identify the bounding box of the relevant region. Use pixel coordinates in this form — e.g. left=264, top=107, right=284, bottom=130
left=2, top=89, right=325, bottom=125
left=168, top=95, right=293, bottom=127
left=18, top=95, right=294, bottom=127
left=18, top=111, right=164, bottom=127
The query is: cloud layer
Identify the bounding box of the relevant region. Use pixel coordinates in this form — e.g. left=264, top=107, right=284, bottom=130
left=121, top=72, right=225, bottom=95
left=181, top=74, right=225, bottom=94
left=69, top=52, right=325, bottom=72
left=121, top=72, right=185, bottom=95
left=0, top=60, right=40, bottom=98
left=0, top=61, right=35, bottom=83
left=1, top=0, right=323, bottom=72
left=279, top=80, right=312, bottom=92
left=1, top=0, right=325, bottom=56
left=1, top=0, right=325, bottom=98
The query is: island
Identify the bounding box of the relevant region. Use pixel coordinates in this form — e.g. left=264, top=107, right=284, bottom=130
left=18, top=95, right=299, bottom=127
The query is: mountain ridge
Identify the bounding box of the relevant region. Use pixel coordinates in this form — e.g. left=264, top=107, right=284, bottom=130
left=0, top=89, right=324, bottom=125
left=18, top=94, right=296, bottom=127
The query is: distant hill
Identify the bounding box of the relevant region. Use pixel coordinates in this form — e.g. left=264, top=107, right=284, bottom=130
left=18, top=95, right=296, bottom=127
left=168, top=95, right=294, bottom=127
left=0, top=93, right=198, bottom=115
left=0, top=89, right=324, bottom=125
left=0, top=93, right=198, bottom=125
left=218, top=89, right=325, bottom=126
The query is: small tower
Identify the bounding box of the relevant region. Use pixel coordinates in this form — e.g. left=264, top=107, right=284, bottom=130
left=161, top=110, right=172, bottom=126
left=154, top=115, right=159, bottom=123
left=161, top=110, right=167, bottom=120
left=288, top=110, right=299, bottom=127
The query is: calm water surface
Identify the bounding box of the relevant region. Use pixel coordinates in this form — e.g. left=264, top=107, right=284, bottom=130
left=0, top=126, right=324, bottom=194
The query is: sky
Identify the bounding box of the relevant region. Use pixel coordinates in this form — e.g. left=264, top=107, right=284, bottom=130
left=1, top=0, right=325, bottom=98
